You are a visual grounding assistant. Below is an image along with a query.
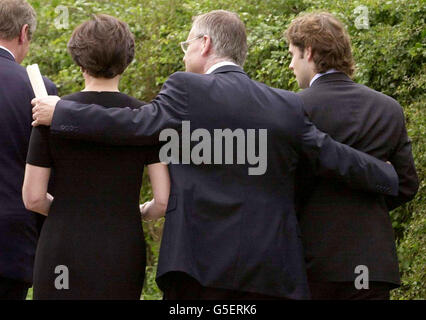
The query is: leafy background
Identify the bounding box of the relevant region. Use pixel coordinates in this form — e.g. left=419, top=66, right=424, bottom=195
left=24, top=0, right=425, bottom=300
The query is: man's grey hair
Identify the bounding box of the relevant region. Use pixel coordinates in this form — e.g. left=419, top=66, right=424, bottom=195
left=192, top=10, right=247, bottom=67
left=0, top=0, right=37, bottom=41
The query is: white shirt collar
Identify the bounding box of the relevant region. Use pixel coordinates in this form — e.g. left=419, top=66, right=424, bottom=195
left=309, top=69, right=339, bottom=87
left=0, top=45, right=15, bottom=60
left=205, top=61, right=238, bottom=74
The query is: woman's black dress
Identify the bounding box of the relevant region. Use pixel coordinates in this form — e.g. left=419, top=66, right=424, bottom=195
left=27, top=92, right=159, bottom=299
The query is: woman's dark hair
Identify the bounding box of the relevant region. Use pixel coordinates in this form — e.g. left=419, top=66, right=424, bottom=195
left=68, top=14, right=135, bottom=79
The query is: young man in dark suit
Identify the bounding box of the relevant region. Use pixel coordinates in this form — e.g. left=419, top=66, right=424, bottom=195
left=0, top=0, right=57, bottom=300
left=286, top=12, right=419, bottom=299
left=31, top=10, right=399, bottom=300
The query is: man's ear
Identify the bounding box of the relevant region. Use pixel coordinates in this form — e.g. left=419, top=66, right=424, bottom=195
left=19, top=24, right=30, bottom=44
left=305, top=46, right=314, bottom=61
left=201, top=35, right=212, bottom=57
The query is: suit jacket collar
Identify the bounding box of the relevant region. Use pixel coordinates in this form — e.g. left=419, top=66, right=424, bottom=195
left=0, top=47, right=16, bottom=62
left=310, top=71, right=353, bottom=87
left=211, top=64, right=248, bottom=76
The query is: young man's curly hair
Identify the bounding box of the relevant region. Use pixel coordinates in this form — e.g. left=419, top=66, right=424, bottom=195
left=285, top=12, right=355, bottom=77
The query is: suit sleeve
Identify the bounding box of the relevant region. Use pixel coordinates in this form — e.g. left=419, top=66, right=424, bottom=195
left=50, top=72, right=188, bottom=146
left=385, top=107, right=419, bottom=210
left=294, top=97, right=399, bottom=196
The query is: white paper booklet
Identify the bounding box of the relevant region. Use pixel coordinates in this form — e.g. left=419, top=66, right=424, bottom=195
left=26, top=64, right=48, bottom=98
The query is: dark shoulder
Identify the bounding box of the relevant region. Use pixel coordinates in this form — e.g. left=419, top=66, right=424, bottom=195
left=357, top=83, right=405, bottom=120
left=296, top=84, right=324, bottom=104
left=169, top=71, right=191, bottom=80
left=356, top=83, right=401, bottom=106
left=297, top=79, right=403, bottom=114
left=297, top=86, right=314, bottom=98
left=296, top=86, right=318, bottom=113
left=1, top=58, right=31, bottom=83
left=164, top=71, right=191, bottom=88
left=42, top=76, right=57, bottom=95
left=61, top=91, right=146, bottom=109
left=2, top=60, right=56, bottom=92
left=166, top=70, right=212, bottom=88
left=0, top=60, right=38, bottom=99
left=116, top=93, right=147, bottom=109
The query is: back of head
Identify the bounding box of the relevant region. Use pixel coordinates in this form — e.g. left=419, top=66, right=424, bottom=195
left=0, top=0, right=36, bottom=41
left=192, top=10, right=247, bottom=67
left=67, top=14, right=135, bottom=79
left=285, top=12, right=355, bottom=77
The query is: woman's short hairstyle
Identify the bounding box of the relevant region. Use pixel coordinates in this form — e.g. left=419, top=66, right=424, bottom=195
left=0, top=0, right=37, bottom=40
left=68, top=14, right=135, bottom=79
left=285, top=12, right=355, bottom=77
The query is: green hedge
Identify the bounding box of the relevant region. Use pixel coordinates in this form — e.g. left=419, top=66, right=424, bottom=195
left=26, top=0, right=425, bottom=300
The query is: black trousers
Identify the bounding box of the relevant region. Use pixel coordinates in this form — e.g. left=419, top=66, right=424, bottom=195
left=0, top=276, right=30, bottom=300
left=163, top=272, right=289, bottom=300
left=309, top=281, right=393, bottom=300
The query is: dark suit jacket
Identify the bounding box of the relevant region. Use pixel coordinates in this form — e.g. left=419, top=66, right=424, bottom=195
left=49, top=65, right=398, bottom=299
left=0, top=48, right=57, bottom=283
left=296, top=72, right=419, bottom=287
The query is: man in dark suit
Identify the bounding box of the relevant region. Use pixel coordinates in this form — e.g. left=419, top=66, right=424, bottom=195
left=286, top=12, right=419, bottom=299
left=0, top=0, right=57, bottom=300
left=31, top=10, right=398, bottom=300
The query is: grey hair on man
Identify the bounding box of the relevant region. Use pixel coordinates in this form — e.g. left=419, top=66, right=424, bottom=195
left=191, top=10, right=247, bottom=67
left=0, top=0, right=37, bottom=40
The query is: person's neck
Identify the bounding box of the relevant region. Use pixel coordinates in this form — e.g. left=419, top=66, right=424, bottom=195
left=304, top=69, right=317, bottom=87
left=202, top=57, right=234, bottom=74
left=83, top=75, right=120, bottom=92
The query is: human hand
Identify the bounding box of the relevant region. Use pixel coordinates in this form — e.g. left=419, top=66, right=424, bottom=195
left=140, top=200, right=165, bottom=221
left=31, top=96, right=61, bottom=126
left=140, top=201, right=152, bottom=221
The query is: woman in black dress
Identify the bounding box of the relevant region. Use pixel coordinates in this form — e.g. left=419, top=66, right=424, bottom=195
left=22, top=14, right=169, bottom=299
